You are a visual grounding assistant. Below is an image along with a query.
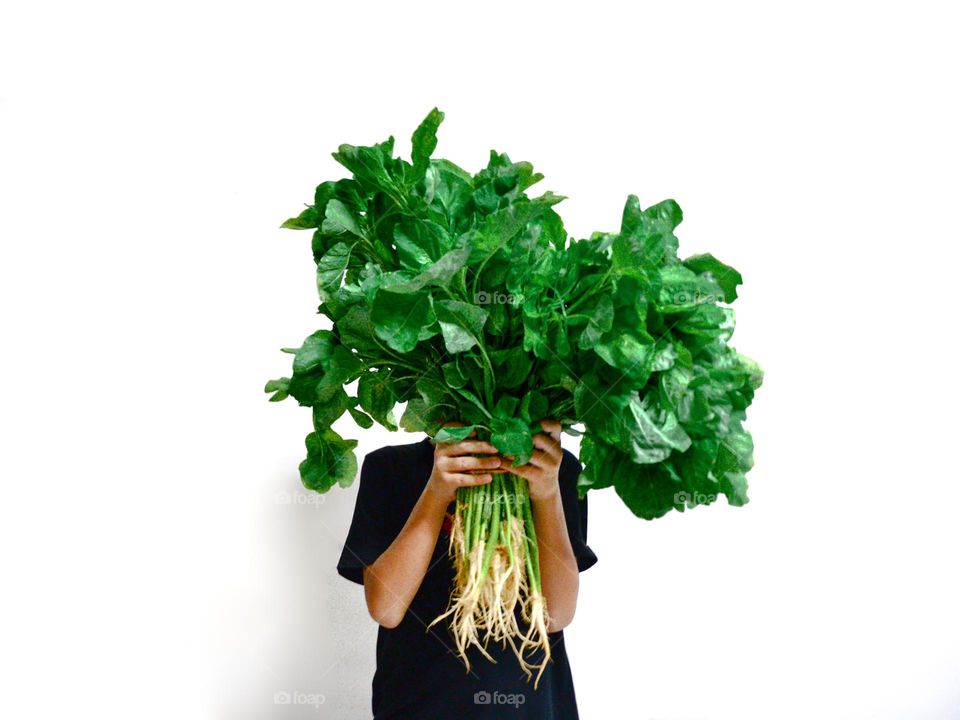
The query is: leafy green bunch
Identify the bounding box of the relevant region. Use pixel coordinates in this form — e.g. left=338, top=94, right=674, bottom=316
left=266, top=108, right=762, bottom=519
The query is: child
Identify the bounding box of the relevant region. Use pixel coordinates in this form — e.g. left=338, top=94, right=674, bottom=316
left=337, top=419, right=597, bottom=719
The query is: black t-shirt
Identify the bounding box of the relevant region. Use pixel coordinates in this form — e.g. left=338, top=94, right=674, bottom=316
left=337, top=435, right=598, bottom=720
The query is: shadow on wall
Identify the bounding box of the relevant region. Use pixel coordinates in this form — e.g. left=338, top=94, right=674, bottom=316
left=211, top=460, right=376, bottom=719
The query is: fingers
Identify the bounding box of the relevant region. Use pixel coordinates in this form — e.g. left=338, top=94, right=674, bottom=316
left=439, top=455, right=502, bottom=473
left=439, top=439, right=499, bottom=456
left=539, top=418, right=561, bottom=439
left=504, top=450, right=546, bottom=468
left=532, top=432, right=559, bottom=450
left=503, top=462, right=539, bottom=482
left=532, top=433, right=561, bottom=461
left=505, top=447, right=557, bottom=471
left=451, top=472, right=494, bottom=486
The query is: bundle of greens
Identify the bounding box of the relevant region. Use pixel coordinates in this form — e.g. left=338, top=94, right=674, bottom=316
left=265, top=108, right=763, bottom=685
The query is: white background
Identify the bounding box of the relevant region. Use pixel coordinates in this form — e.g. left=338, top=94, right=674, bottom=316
left=2, top=2, right=959, bottom=718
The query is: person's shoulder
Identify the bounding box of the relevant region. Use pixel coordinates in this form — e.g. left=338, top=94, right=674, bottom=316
left=358, top=437, right=432, bottom=503
left=560, top=447, right=582, bottom=473
left=363, top=436, right=431, bottom=466
left=558, top=447, right=583, bottom=490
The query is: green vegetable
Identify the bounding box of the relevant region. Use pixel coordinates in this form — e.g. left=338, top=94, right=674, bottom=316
left=266, top=108, right=763, bottom=684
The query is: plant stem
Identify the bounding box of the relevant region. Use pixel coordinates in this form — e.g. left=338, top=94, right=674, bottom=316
left=517, top=476, right=541, bottom=594
left=480, top=476, right=502, bottom=576
left=462, top=485, right=474, bottom=552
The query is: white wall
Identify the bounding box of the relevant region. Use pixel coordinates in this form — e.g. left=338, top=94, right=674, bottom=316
left=2, top=2, right=959, bottom=718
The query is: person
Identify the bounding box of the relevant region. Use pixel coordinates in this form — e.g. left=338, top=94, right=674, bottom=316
left=337, top=419, right=598, bottom=719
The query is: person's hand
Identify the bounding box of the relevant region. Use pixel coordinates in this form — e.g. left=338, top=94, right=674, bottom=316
left=504, top=419, right=562, bottom=503
left=425, top=423, right=502, bottom=504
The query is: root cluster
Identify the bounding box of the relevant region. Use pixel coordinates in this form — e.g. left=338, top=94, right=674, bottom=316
left=428, top=473, right=552, bottom=688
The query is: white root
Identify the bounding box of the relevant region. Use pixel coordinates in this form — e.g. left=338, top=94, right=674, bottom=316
left=433, top=482, right=553, bottom=686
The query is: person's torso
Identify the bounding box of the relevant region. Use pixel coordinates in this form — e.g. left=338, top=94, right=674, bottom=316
left=369, top=438, right=580, bottom=720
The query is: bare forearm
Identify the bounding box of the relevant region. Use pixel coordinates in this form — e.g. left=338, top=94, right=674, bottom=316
left=363, top=487, right=448, bottom=628
left=361, top=431, right=500, bottom=628
left=531, top=490, right=579, bottom=632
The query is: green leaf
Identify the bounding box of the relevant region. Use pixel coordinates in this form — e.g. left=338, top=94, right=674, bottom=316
left=400, top=398, right=449, bottom=434
left=437, top=323, right=475, bottom=354
left=623, top=394, right=692, bottom=464
left=460, top=403, right=490, bottom=426
left=416, top=375, right=449, bottom=407
left=379, top=246, right=471, bottom=293
left=441, top=360, right=469, bottom=389
left=657, top=264, right=725, bottom=313
left=578, top=294, right=614, bottom=350
left=614, top=463, right=685, bottom=520
left=520, top=391, right=548, bottom=424
left=336, top=304, right=380, bottom=352
left=489, top=347, right=532, bottom=389
left=674, top=304, right=734, bottom=341
left=521, top=302, right=552, bottom=359
left=393, top=222, right=435, bottom=268
left=715, top=426, right=755, bottom=506
left=434, top=299, right=488, bottom=353
left=490, top=416, right=534, bottom=465
left=312, top=389, right=352, bottom=428
left=410, top=107, right=444, bottom=183
left=393, top=218, right=452, bottom=269
left=282, top=205, right=319, bottom=229
left=321, top=198, right=362, bottom=236
left=613, top=194, right=680, bottom=274
left=577, top=435, right=625, bottom=494
left=424, top=159, right=473, bottom=229
left=287, top=373, right=323, bottom=406
left=574, top=374, right=632, bottom=447
left=451, top=384, right=491, bottom=419
left=371, top=290, right=435, bottom=353
left=433, top=424, right=479, bottom=443
left=642, top=198, right=683, bottom=230
left=494, top=395, right=519, bottom=419
left=593, top=334, right=656, bottom=383
left=316, top=242, right=353, bottom=299
left=682, top=252, right=743, bottom=303
left=468, top=200, right=552, bottom=265
left=315, top=346, right=364, bottom=402
left=290, top=330, right=336, bottom=375
left=348, top=405, right=375, bottom=429
left=300, top=428, right=359, bottom=492
left=357, top=372, right=398, bottom=431
left=331, top=137, right=402, bottom=195
left=264, top=377, right=290, bottom=402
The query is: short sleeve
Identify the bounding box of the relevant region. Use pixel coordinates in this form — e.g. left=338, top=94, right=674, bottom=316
left=336, top=447, right=400, bottom=585
left=559, top=449, right=598, bottom=572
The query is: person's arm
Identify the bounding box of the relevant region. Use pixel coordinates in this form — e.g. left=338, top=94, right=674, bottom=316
left=505, top=419, right=580, bottom=632
left=362, top=432, right=502, bottom=629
